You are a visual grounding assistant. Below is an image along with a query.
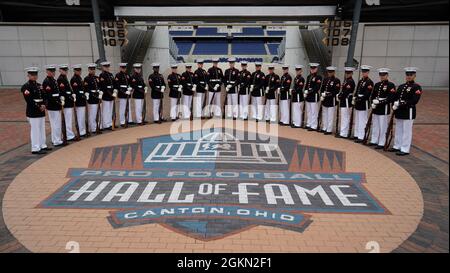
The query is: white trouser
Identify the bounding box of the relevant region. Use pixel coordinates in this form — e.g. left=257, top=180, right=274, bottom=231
left=134, top=99, right=143, bottom=123
left=394, top=119, right=414, bottom=153
left=251, top=96, right=264, bottom=120
left=239, top=94, right=249, bottom=119
left=48, top=110, right=62, bottom=146
left=225, top=93, right=239, bottom=118
left=119, top=98, right=133, bottom=125
left=28, top=117, right=47, bottom=152
left=63, top=108, right=75, bottom=140
left=152, top=98, right=161, bottom=121
left=88, top=104, right=100, bottom=132
left=208, top=91, right=221, bottom=117
left=291, top=102, right=304, bottom=127
left=371, top=114, right=388, bottom=146
left=264, top=99, right=277, bottom=122
left=182, top=95, right=193, bottom=119
left=306, top=102, right=319, bottom=129
left=193, top=93, right=204, bottom=118
left=75, top=106, right=86, bottom=136
left=102, top=100, right=113, bottom=128
left=279, top=99, right=290, bottom=124
left=354, top=110, right=368, bottom=140
left=170, top=97, right=180, bottom=120
left=321, top=106, right=335, bottom=132
left=339, top=107, right=351, bottom=137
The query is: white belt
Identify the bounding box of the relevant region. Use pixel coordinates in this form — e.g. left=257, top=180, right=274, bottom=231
left=228, top=81, right=235, bottom=84
left=78, top=91, right=83, bottom=94
left=173, top=85, right=179, bottom=88
left=90, top=90, right=97, bottom=93
left=199, top=81, right=205, bottom=84
left=137, top=85, right=142, bottom=88
left=120, top=85, right=127, bottom=88
left=52, top=94, right=59, bottom=97
left=358, top=94, right=364, bottom=97
left=378, top=98, right=387, bottom=101
left=34, top=99, right=43, bottom=102
left=66, top=92, right=71, bottom=94
left=106, top=85, right=112, bottom=88
left=187, top=83, right=192, bottom=86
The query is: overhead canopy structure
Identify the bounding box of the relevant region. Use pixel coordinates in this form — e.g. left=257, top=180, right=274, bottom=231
left=0, top=0, right=448, bottom=22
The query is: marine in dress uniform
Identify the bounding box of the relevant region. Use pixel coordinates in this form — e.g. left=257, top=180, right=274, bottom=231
left=129, top=63, right=147, bottom=124
left=98, top=61, right=116, bottom=130
left=238, top=61, right=252, bottom=120
left=250, top=62, right=266, bottom=121
left=389, top=67, right=422, bottom=156
left=207, top=58, right=224, bottom=117
left=223, top=58, right=240, bottom=119
left=279, top=65, right=292, bottom=125
left=369, top=68, right=396, bottom=149
left=192, top=59, right=209, bottom=118
left=22, top=67, right=50, bottom=154
left=291, top=65, right=305, bottom=128
left=114, top=63, right=133, bottom=126
left=148, top=63, right=166, bottom=123
left=71, top=64, right=87, bottom=136
left=167, top=64, right=183, bottom=121
left=42, top=64, right=64, bottom=146
left=57, top=64, right=76, bottom=140
left=264, top=65, right=280, bottom=123
left=84, top=63, right=101, bottom=133
left=180, top=64, right=195, bottom=119
left=353, top=65, right=374, bottom=142
left=337, top=67, right=356, bottom=138
left=319, top=66, right=340, bottom=134
left=304, top=63, right=323, bottom=130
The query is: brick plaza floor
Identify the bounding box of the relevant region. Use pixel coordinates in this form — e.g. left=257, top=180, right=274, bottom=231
left=0, top=88, right=448, bottom=253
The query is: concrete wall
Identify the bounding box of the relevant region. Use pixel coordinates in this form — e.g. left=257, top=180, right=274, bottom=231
left=0, top=24, right=121, bottom=86
left=332, top=23, right=449, bottom=88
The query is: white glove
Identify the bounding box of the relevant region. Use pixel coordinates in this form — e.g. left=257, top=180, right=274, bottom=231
left=265, top=87, right=269, bottom=94
left=161, top=86, right=166, bottom=93
left=373, top=99, right=379, bottom=105
left=250, top=85, right=254, bottom=92
left=303, top=90, right=308, bottom=96
left=214, top=84, right=220, bottom=91
left=60, top=96, right=65, bottom=102
left=127, top=87, right=132, bottom=93
left=144, top=86, right=148, bottom=94
left=85, top=93, right=90, bottom=101
left=192, top=84, right=197, bottom=92
left=320, top=96, right=325, bottom=102
left=72, top=94, right=77, bottom=102
left=276, top=88, right=281, bottom=95
left=112, top=89, right=118, bottom=98
left=394, top=101, right=400, bottom=107
left=125, top=90, right=131, bottom=95
left=335, top=95, right=340, bottom=102
left=321, top=92, right=325, bottom=98
left=393, top=105, right=398, bottom=111
left=289, top=89, right=293, bottom=96
left=98, top=91, right=103, bottom=100
left=371, top=103, right=376, bottom=109
left=205, top=85, right=209, bottom=91
left=61, top=100, right=65, bottom=106
left=352, top=98, right=356, bottom=105
left=227, top=84, right=232, bottom=89
left=178, top=86, right=183, bottom=92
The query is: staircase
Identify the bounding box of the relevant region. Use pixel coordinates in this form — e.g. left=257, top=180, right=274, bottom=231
left=300, top=28, right=332, bottom=75
left=121, top=26, right=155, bottom=73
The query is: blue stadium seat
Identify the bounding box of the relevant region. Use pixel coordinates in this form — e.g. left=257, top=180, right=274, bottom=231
left=196, top=28, right=227, bottom=36
left=175, top=41, right=194, bottom=55
left=267, top=31, right=287, bottom=36
left=267, top=43, right=280, bottom=55
left=234, top=27, right=264, bottom=36
left=193, top=40, right=228, bottom=55
left=232, top=41, right=266, bottom=55
left=169, top=31, right=194, bottom=36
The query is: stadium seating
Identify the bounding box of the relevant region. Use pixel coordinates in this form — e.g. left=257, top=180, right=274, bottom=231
left=193, top=40, right=228, bottom=55
left=267, top=31, right=287, bottom=36
left=169, top=31, right=194, bottom=36
left=232, top=40, right=266, bottom=55
left=234, top=27, right=264, bottom=36
left=175, top=41, right=194, bottom=55
left=196, top=27, right=227, bottom=36
left=267, top=43, right=280, bottom=55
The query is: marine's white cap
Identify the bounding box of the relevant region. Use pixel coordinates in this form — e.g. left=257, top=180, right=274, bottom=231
left=25, top=67, right=39, bottom=73
left=196, top=58, right=204, bottom=64
left=72, top=64, right=82, bottom=70
left=118, top=62, right=128, bottom=67
left=87, top=63, right=97, bottom=69
left=100, top=61, right=111, bottom=66
left=404, top=67, right=418, bottom=73
left=377, top=68, right=391, bottom=74
left=295, top=65, right=304, bottom=70
left=344, top=67, right=356, bottom=72
left=326, top=66, right=336, bottom=71
left=360, top=65, right=372, bottom=71
left=185, top=63, right=193, bottom=68
left=170, top=64, right=178, bottom=69
left=241, top=60, right=248, bottom=65
left=133, top=63, right=142, bottom=68
left=45, top=64, right=57, bottom=70
left=58, top=64, right=69, bottom=70
left=309, top=63, right=320, bottom=68
left=268, top=64, right=275, bottom=69
left=228, top=57, right=236, bottom=62
left=212, top=57, right=220, bottom=62
left=254, top=62, right=262, bottom=66
left=151, top=63, right=160, bottom=67
left=282, top=64, right=290, bottom=69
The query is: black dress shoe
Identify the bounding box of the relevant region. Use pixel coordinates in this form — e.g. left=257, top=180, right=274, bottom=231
left=354, top=139, right=363, bottom=143
left=171, top=119, right=176, bottom=122
left=375, top=145, right=384, bottom=149
left=324, top=132, right=332, bottom=135
left=396, top=151, right=409, bottom=156
left=388, top=148, right=400, bottom=153
left=32, top=150, right=46, bottom=155
left=368, top=143, right=377, bottom=146
left=104, top=127, right=112, bottom=131
left=41, top=147, right=52, bottom=151
left=307, top=128, right=315, bottom=131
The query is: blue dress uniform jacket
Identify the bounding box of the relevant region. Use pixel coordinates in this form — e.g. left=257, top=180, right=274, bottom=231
left=354, top=77, right=374, bottom=111
left=223, top=68, right=240, bottom=94
left=265, top=73, right=280, bottom=100
left=83, top=74, right=100, bottom=104
left=371, top=80, right=396, bottom=115
left=21, top=80, right=45, bottom=118
left=114, top=71, right=131, bottom=99
left=238, top=69, right=252, bottom=95
left=292, top=75, right=305, bottom=103
left=181, top=71, right=195, bottom=96
left=279, top=73, right=292, bottom=100
left=167, top=73, right=182, bottom=98
left=321, top=76, right=340, bottom=107
left=98, top=71, right=115, bottom=101
left=148, top=72, right=166, bottom=99
left=42, top=76, right=62, bottom=111
left=71, top=75, right=86, bottom=107
left=58, top=75, right=74, bottom=108
left=130, top=73, right=146, bottom=99
left=250, top=71, right=266, bottom=97
left=393, top=81, right=422, bottom=120
left=207, top=67, right=224, bottom=92
left=193, top=68, right=209, bottom=93
left=304, top=73, right=322, bottom=103
left=338, top=77, right=356, bottom=108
